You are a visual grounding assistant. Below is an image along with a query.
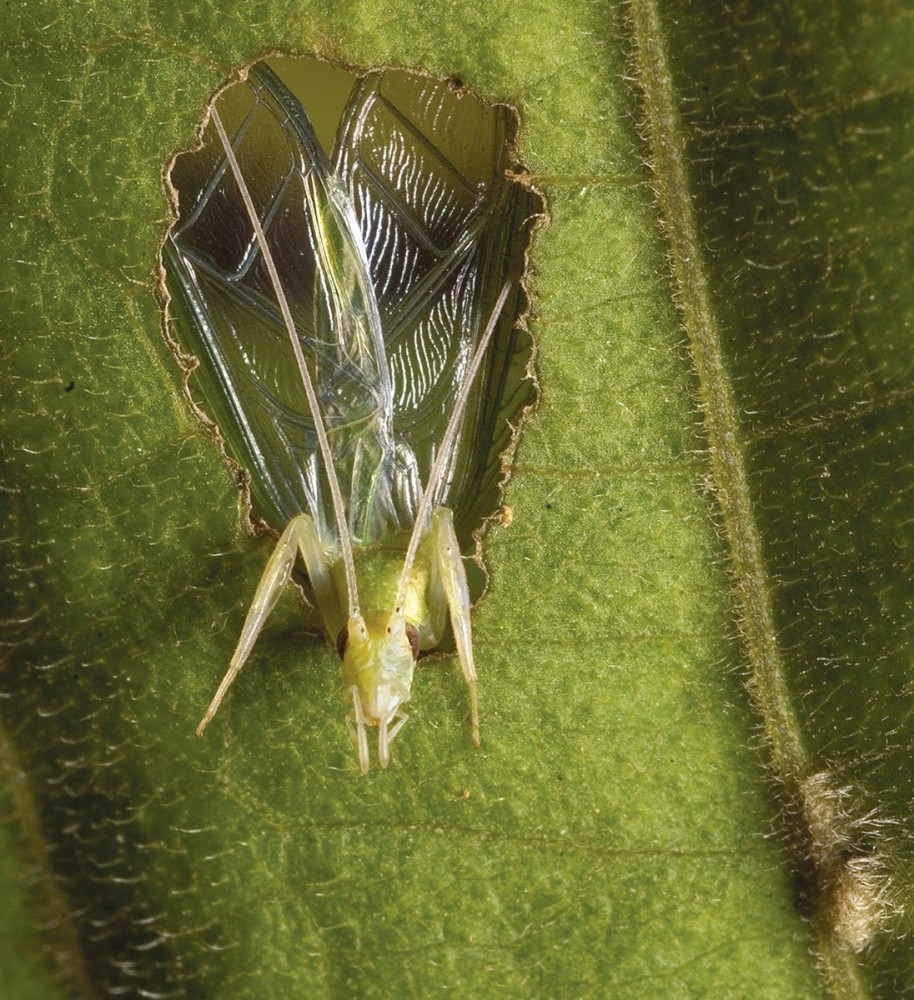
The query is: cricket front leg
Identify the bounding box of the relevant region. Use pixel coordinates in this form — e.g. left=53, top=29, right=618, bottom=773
left=429, top=507, right=480, bottom=747
left=196, top=513, right=333, bottom=737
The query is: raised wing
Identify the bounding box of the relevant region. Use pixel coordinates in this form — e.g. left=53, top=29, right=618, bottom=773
left=164, top=58, right=541, bottom=547
left=164, top=65, right=364, bottom=541
left=331, top=68, right=541, bottom=541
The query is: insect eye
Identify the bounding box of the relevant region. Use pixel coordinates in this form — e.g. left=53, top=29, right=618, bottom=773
left=336, top=627, right=349, bottom=660
left=405, top=624, right=421, bottom=660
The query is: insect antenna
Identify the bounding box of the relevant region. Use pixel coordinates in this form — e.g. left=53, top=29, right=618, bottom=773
left=392, top=280, right=513, bottom=617
left=210, top=107, right=364, bottom=631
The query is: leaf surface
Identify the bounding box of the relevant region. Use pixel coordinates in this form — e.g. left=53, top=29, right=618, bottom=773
left=2, top=1, right=912, bottom=996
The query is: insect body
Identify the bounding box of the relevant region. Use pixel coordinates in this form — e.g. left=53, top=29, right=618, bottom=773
left=163, top=58, right=540, bottom=771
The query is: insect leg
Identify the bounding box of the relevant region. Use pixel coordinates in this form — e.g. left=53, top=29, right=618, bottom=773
left=196, top=513, right=317, bottom=737
left=429, top=507, right=480, bottom=748
left=291, top=513, right=344, bottom=642
left=387, top=710, right=409, bottom=746
left=349, top=685, right=370, bottom=774
left=377, top=709, right=409, bottom=769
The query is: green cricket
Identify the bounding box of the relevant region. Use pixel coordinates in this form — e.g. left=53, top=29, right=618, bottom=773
left=163, top=58, right=541, bottom=771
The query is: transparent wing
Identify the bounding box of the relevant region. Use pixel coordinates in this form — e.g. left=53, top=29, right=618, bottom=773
left=167, top=64, right=409, bottom=543
left=331, top=68, right=542, bottom=541
left=164, top=59, right=541, bottom=546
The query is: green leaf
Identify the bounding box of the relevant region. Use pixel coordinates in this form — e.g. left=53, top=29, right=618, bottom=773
left=2, top=1, right=911, bottom=997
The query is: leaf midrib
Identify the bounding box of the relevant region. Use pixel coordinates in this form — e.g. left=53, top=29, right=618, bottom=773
left=626, top=1, right=866, bottom=995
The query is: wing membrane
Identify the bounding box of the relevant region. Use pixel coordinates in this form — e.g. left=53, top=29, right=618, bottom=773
left=165, top=58, right=541, bottom=546
left=332, top=68, right=540, bottom=534
left=167, top=65, right=392, bottom=540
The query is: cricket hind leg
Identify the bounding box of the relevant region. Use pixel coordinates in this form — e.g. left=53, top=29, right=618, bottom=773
left=428, top=507, right=480, bottom=748
left=196, top=513, right=336, bottom=737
